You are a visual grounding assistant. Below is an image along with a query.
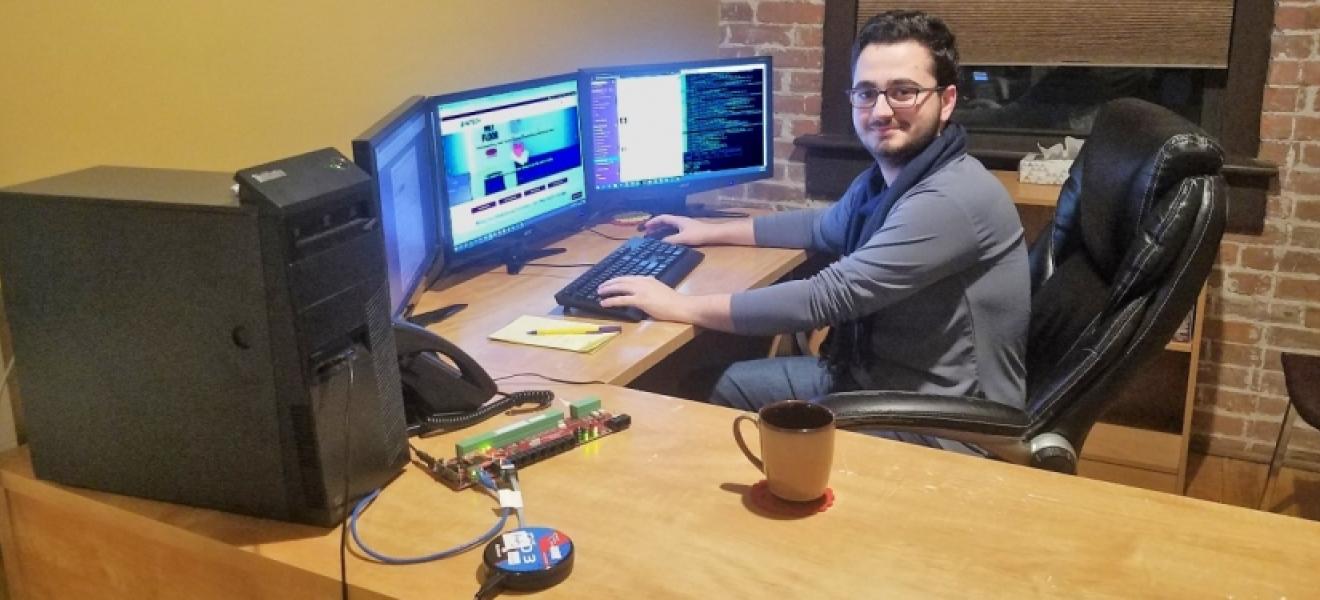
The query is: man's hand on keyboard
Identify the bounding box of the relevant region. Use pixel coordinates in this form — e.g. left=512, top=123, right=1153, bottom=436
left=597, top=275, right=688, bottom=322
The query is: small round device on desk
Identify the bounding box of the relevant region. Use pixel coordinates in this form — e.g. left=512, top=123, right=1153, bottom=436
left=476, top=527, right=575, bottom=598
left=609, top=210, right=651, bottom=227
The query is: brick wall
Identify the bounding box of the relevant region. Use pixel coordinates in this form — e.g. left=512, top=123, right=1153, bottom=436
left=1196, top=0, right=1320, bottom=469
left=716, top=0, right=1320, bottom=469
left=716, top=0, right=824, bottom=210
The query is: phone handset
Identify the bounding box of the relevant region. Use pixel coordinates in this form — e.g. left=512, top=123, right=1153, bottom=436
left=392, top=320, right=498, bottom=427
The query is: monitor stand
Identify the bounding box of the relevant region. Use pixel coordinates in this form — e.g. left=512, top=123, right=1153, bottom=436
left=651, top=195, right=748, bottom=219
left=502, top=244, right=566, bottom=275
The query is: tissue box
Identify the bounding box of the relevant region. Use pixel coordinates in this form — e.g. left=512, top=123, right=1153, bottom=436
left=1018, top=153, right=1073, bottom=185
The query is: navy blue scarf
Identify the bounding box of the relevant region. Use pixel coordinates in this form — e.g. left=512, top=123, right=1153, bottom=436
left=821, top=123, right=969, bottom=381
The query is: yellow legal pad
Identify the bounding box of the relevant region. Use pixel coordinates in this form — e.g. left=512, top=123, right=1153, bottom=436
left=488, top=315, right=620, bottom=353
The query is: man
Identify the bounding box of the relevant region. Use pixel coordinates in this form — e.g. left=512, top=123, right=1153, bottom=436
left=598, top=10, right=1028, bottom=445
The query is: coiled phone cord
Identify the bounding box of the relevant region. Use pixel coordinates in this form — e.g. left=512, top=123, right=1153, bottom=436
left=416, top=390, right=554, bottom=437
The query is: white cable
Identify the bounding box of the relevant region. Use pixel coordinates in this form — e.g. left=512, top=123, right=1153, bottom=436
left=507, top=465, right=526, bottom=527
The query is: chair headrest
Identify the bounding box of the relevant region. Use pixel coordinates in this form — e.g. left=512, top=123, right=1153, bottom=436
left=1075, top=98, right=1223, bottom=278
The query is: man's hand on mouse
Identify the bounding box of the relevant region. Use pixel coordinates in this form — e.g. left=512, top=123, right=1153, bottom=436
left=637, top=215, right=715, bottom=246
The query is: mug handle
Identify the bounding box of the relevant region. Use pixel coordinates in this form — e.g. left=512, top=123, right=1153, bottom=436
left=733, top=414, right=763, bottom=472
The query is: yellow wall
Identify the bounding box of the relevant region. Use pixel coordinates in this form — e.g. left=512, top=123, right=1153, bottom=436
left=0, top=1, right=719, bottom=186
left=0, top=1, right=717, bottom=447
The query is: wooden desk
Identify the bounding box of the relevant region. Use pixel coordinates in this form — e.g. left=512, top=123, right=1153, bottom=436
left=2, top=384, right=1318, bottom=599
left=411, top=219, right=805, bottom=385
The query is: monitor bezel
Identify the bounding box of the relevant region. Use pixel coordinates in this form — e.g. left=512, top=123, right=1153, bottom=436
left=577, top=55, right=774, bottom=210
left=351, top=95, right=446, bottom=319
left=431, top=72, right=590, bottom=274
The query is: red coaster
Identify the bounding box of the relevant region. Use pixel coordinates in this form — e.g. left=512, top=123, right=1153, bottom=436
left=747, top=480, right=834, bottom=517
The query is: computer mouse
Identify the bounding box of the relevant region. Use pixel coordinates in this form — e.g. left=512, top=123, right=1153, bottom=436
left=642, top=224, right=680, bottom=240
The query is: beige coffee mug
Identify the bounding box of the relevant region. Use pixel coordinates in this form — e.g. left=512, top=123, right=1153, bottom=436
left=733, top=400, right=835, bottom=502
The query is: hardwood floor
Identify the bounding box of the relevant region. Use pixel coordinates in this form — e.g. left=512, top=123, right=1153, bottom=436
left=0, top=454, right=1312, bottom=599
left=1185, top=453, right=1320, bottom=520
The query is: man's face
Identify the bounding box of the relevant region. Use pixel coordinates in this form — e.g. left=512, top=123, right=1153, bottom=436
left=851, top=40, right=957, bottom=163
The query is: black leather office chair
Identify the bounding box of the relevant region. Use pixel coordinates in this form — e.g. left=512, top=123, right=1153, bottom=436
left=818, top=98, right=1227, bottom=473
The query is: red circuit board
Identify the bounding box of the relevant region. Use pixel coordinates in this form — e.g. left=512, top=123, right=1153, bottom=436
left=431, top=411, right=630, bottom=490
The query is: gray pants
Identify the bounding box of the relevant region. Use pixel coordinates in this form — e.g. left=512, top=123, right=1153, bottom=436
left=710, top=357, right=985, bottom=456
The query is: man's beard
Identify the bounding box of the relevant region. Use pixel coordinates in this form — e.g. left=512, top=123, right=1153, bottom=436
left=878, top=121, right=939, bottom=163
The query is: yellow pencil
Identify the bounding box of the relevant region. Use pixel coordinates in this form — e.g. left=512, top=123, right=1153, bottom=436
left=526, top=325, right=622, bottom=335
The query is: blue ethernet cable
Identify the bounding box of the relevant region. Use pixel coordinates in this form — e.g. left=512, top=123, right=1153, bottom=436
left=348, top=470, right=517, bottom=565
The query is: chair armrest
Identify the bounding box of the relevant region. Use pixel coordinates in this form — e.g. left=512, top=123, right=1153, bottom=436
left=816, top=391, right=1034, bottom=463
left=818, top=391, right=1030, bottom=433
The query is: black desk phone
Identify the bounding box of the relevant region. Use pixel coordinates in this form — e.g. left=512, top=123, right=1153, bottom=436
left=392, top=321, right=551, bottom=437
left=393, top=321, right=496, bottom=429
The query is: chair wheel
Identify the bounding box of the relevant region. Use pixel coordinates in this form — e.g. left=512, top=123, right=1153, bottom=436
left=1032, top=446, right=1076, bottom=474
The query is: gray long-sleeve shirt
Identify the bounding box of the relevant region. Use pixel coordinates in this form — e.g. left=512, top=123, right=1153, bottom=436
left=729, top=155, right=1029, bottom=408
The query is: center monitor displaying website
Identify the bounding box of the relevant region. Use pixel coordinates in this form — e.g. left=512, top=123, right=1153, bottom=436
left=434, top=74, right=587, bottom=271
left=580, top=56, right=772, bottom=215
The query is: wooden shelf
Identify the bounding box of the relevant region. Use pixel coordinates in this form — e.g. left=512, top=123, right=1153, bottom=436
left=1077, top=459, right=1180, bottom=494
left=1082, top=423, right=1184, bottom=474
left=1080, top=423, right=1186, bottom=494
left=1165, top=341, right=1194, bottom=353
left=993, top=170, right=1061, bottom=207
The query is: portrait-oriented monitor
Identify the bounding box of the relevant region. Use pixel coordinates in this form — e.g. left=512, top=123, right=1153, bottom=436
left=434, top=74, right=587, bottom=274
left=580, top=55, right=773, bottom=217
left=352, top=96, right=445, bottom=319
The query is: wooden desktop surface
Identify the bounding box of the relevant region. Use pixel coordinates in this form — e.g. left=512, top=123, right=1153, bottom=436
left=2, top=384, right=1318, bottom=599
left=411, top=218, right=806, bottom=385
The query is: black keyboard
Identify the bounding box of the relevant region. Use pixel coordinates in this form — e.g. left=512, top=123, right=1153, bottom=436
left=554, top=237, right=704, bottom=322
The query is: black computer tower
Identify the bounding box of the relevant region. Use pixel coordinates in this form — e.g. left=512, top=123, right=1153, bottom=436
left=0, top=148, right=409, bottom=526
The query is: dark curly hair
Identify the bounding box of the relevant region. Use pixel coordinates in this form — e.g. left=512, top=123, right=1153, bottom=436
left=850, top=10, right=959, bottom=87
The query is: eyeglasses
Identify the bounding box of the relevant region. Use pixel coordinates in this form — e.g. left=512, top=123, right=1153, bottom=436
left=846, top=85, right=946, bottom=109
